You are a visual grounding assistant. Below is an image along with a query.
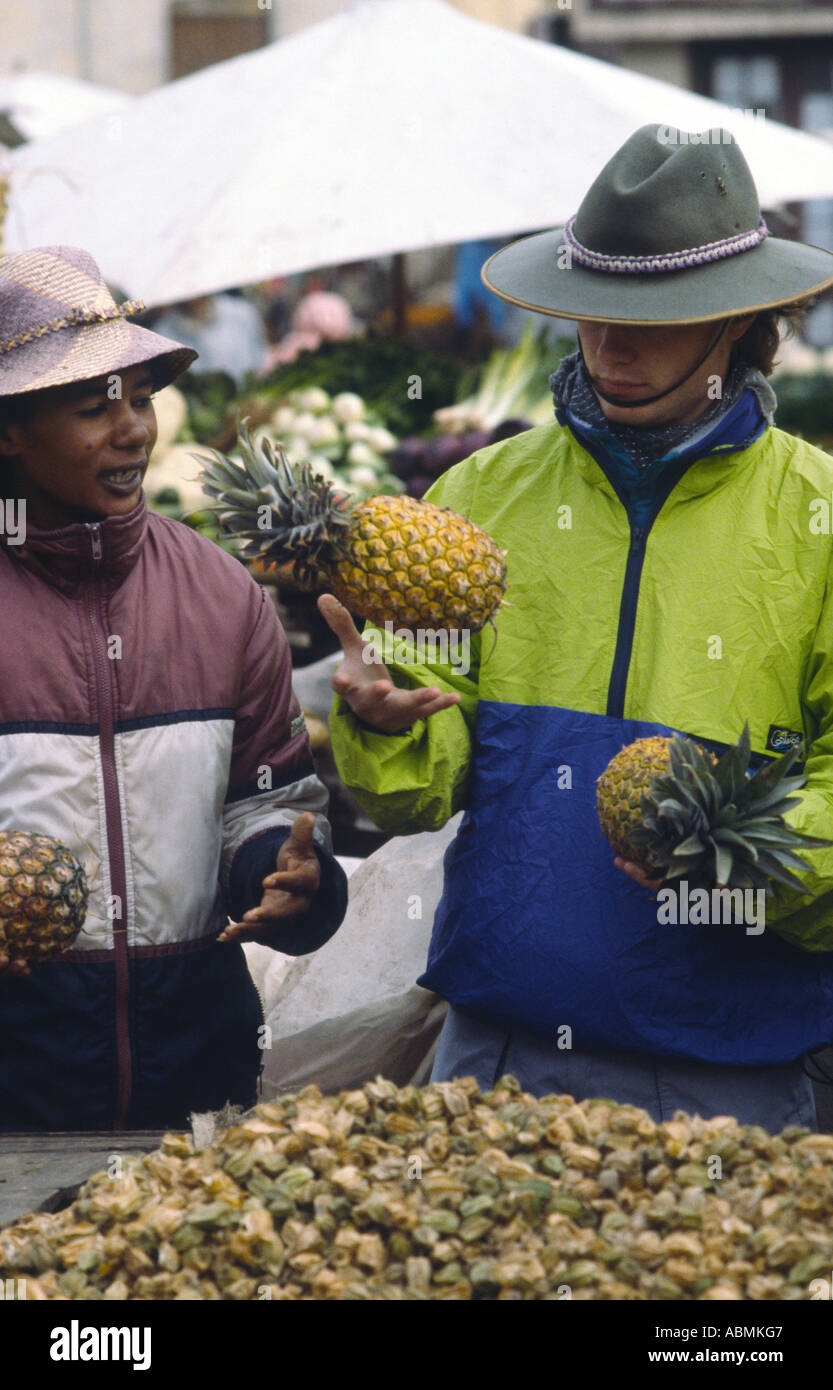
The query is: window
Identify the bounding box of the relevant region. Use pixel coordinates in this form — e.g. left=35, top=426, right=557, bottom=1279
left=170, top=2, right=269, bottom=80
left=711, top=55, right=781, bottom=116
left=799, top=86, right=833, bottom=348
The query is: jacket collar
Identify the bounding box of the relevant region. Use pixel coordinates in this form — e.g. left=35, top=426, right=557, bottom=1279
left=3, top=492, right=148, bottom=591
left=562, top=390, right=769, bottom=515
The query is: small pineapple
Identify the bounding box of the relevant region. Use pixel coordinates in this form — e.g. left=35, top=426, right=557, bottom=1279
left=0, top=831, right=89, bottom=962
left=195, top=421, right=507, bottom=633
left=596, top=724, right=832, bottom=892
left=596, top=735, right=681, bottom=875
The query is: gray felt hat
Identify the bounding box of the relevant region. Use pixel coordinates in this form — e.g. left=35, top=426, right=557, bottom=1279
left=482, top=124, right=833, bottom=325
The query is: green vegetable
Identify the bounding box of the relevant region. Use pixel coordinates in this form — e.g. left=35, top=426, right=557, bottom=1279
left=433, top=325, right=573, bottom=434
left=244, top=333, right=464, bottom=435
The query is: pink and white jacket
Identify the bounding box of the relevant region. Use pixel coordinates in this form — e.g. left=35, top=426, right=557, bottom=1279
left=0, top=494, right=347, bottom=1131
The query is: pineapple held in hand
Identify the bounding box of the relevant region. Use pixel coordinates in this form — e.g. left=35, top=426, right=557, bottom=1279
left=196, top=422, right=507, bottom=634
left=0, top=831, right=89, bottom=962
left=596, top=724, right=832, bottom=893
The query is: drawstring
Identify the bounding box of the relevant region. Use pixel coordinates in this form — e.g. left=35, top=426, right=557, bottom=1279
left=577, top=319, right=729, bottom=408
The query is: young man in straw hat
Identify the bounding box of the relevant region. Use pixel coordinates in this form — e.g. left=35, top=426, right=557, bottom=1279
left=323, top=124, right=833, bottom=1130
left=0, top=245, right=347, bottom=1131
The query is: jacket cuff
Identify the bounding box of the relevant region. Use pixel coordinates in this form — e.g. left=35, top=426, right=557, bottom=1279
left=353, top=713, right=415, bottom=737
left=227, top=827, right=348, bottom=956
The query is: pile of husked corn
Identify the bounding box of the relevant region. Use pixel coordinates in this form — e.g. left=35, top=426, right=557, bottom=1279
left=3, top=1075, right=833, bottom=1300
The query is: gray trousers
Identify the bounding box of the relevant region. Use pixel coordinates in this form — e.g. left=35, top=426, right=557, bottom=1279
left=430, top=1005, right=818, bottom=1132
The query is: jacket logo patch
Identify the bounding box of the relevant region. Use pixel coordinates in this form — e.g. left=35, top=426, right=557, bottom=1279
left=766, top=725, right=803, bottom=755
left=290, top=713, right=307, bottom=739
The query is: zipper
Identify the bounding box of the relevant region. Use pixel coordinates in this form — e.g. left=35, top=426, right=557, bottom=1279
left=254, top=981, right=266, bottom=1102
left=606, top=525, right=647, bottom=719
left=84, top=522, right=132, bottom=1130
left=566, top=414, right=769, bottom=721
left=88, top=524, right=103, bottom=562
left=593, top=456, right=699, bottom=720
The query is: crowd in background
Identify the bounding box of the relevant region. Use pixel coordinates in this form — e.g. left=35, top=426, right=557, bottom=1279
left=138, top=238, right=573, bottom=384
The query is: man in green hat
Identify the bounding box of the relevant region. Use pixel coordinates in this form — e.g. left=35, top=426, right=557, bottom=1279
left=322, top=124, right=833, bottom=1131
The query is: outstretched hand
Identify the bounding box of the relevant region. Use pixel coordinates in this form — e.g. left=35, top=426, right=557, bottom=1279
left=218, top=813, right=321, bottom=943
left=318, top=593, right=461, bottom=733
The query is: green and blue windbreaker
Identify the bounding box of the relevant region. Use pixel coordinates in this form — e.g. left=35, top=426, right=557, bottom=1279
left=329, top=417, right=833, bottom=1065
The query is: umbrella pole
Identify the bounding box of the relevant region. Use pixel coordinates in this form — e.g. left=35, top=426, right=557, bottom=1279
left=391, top=252, right=408, bottom=336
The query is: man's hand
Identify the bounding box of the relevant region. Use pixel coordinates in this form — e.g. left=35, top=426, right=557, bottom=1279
left=318, top=593, right=461, bottom=733
left=218, top=813, right=321, bottom=943
left=614, top=857, right=664, bottom=893
left=0, top=954, right=30, bottom=980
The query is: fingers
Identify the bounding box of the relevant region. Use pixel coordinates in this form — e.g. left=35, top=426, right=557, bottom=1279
left=402, top=689, right=462, bottom=720
left=264, top=864, right=319, bottom=892
left=263, top=864, right=319, bottom=902
left=337, top=677, right=461, bottom=733
left=281, top=812, right=317, bottom=857
left=320, top=592, right=463, bottom=732
left=372, top=686, right=462, bottom=732
left=331, top=673, right=392, bottom=709
left=216, top=829, right=321, bottom=943
left=320, top=595, right=398, bottom=692
left=217, top=892, right=314, bottom=941
left=614, top=858, right=664, bottom=892
left=241, top=892, right=313, bottom=924
left=318, top=594, right=366, bottom=657
left=0, top=953, right=30, bottom=979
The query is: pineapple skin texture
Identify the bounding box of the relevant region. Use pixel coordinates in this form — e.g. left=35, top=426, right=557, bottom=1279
left=327, top=495, right=506, bottom=634
left=596, top=736, right=675, bottom=872
left=0, top=831, right=89, bottom=962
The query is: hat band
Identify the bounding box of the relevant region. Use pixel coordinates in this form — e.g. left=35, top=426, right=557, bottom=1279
left=562, top=215, right=768, bottom=274
left=0, top=298, right=147, bottom=355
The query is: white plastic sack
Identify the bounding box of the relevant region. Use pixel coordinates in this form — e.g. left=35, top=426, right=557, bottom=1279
left=253, top=814, right=462, bottom=1091
left=259, top=986, right=448, bottom=1096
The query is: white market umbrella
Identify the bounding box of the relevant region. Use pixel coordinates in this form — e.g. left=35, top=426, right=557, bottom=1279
left=0, top=71, right=131, bottom=143
left=8, top=0, right=833, bottom=307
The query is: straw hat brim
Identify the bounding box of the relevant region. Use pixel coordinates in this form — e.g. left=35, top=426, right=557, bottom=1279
left=0, top=317, right=198, bottom=398
left=482, top=228, right=833, bottom=325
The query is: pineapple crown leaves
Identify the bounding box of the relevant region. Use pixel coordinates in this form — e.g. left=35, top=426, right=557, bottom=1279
left=192, top=418, right=354, bottom=581
left=628, top=723, right=833, bottom=894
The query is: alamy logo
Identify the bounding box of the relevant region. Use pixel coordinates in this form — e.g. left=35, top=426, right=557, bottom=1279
left=362, top=621, right=471, bottom=675
left=657, top=881, right=765, bottom=935
left=50, top=1321, right=151, bottom=1370
left=0, top=498, right=25, bottom=546
left=656, top=111, right=766, bottom=145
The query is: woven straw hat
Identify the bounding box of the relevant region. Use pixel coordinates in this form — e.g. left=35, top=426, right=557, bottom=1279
left=482, top=124, right=833, bottom=325
left=0, top=245, right=198, bottom=398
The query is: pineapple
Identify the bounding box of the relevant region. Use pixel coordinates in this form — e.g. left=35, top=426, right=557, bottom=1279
left=0, top=831, right=89, bottom=962
left=596, top=724, right=832, bottom=892
left=597, top=735, right=682, bottom=875
left=195, top=421, right=507, bottom=633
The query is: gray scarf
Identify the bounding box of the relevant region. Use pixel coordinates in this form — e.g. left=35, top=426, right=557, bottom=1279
left=550, top=350, right=776, bottom=471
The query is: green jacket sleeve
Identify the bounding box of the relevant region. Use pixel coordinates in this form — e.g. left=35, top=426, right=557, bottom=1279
left=328, top=461, right=486, bottom=835
left=763, top=572, right=833, bottom=952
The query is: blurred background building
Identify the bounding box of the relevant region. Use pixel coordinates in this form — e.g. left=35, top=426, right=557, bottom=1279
left=547, top=0, right=833, bottom=343
left=7, top=0, right=833, bottom=107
